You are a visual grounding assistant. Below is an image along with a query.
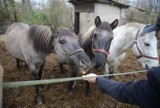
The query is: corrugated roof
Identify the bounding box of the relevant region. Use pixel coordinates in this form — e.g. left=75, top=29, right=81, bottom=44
left=69, top=0, right=129, bottom=8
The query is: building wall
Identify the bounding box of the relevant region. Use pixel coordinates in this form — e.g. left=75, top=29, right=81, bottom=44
left=95, top=3, right=121, bottom=23
left=79, top=12, right=95, bottom=34
left=79, top=3, right=122, bottom=34
left=77, top=2, right=146, bottom=34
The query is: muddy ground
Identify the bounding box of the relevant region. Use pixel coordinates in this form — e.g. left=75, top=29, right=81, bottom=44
left=0, top=35, right=147, bottom=108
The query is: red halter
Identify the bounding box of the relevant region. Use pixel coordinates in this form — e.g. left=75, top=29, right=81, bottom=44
left=92, top=48, right=110, bottom=57
left=132, top=28, right=160, bottom=60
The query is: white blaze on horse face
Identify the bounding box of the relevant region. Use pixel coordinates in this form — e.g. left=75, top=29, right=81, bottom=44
left=94, top=30, right=113, bottom=48
left=131, top=31, right=159, bottom=69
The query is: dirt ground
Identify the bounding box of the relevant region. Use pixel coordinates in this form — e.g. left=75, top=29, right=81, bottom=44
left=0, top=35, right=147, bottom=108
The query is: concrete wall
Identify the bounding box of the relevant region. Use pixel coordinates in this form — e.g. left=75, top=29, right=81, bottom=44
left=94, top=3, right=121, bottom=23
left=79, top=12, right=95, bottom=34
left=78, top=3, right=146, bottom=34
left=79, top=3, right=123, bottom=34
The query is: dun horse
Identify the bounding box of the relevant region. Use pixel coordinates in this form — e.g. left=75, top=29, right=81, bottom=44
left=105, top=23, right=159, bottom=76
left=5, top=22, right=29, bottom=68
left=80, top=16, right=118, bottom=70
left=5, top=23, right=91, bottom=104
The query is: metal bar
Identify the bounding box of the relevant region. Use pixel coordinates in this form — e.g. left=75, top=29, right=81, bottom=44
left=0, top=65, right=3, bottom=108
left=2, top=70, right=147, bottom=89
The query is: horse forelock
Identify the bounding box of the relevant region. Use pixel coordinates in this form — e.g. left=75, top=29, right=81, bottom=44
left=98, top=21, right=112, bottom=32
left=28, top=25, right=54, bottom=53
left=58, top=29, right=74, bottom=37
left=58, top=28, right=79, bottom=40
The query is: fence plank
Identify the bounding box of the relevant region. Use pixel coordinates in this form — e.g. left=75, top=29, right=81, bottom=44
left=0, top=65, right=3, bottom=108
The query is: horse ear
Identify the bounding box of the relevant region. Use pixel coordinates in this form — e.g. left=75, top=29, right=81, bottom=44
left=95, top=16, right=101, bottom=27
left=110, top=19, right=118, bottom=30
left=50, top=25, right=58, bottom=38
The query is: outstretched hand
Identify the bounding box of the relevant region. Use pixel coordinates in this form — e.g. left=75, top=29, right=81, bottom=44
left=83, top=73, right=97, bottom=83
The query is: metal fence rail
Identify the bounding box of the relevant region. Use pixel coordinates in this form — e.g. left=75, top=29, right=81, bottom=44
left=2, top=70, right=147, bottom=89
left=0, top=65, right=3, bottom=108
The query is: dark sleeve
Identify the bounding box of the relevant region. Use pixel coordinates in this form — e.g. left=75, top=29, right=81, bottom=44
left=96, top=77, right=152, bottom=106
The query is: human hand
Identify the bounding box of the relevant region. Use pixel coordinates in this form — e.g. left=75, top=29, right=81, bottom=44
left=83, top=73, right=97, bottom=83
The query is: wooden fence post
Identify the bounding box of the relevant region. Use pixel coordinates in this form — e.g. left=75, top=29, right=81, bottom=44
left=0, top=65, right=3, bottom=108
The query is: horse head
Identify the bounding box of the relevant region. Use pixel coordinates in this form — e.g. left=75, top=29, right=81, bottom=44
left=91, top=16, right=118, bottom=70
left=131, top=25, right=159, bottom=69
left=50, top=27, right=91, bottom=74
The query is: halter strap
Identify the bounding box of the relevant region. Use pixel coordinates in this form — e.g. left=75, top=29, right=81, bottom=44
left=64, top=48, right=84, bottom=56
left=92, top=48, right=110, bottom=57
left=55, top=45, right=84, bottom=56
left=131, top=27, right=160, bottom=60
left=137, top=55, right=160, bottom=60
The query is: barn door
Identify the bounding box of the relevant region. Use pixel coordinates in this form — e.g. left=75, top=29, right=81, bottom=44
left=75, top=12, right=80, bottom=35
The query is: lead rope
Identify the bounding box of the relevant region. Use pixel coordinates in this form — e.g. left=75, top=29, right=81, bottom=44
left=54, top=44, right=84, bottom=64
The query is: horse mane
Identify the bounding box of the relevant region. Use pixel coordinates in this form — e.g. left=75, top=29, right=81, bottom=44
left=113, top=23, right=146, bottom=40
left=80, top=26, right=95, bottom=45
left=58, top=28, right=78, bottom=39
left=98, top=21, right=112, bottom=31
left=125, top=23, right=144, bottom=28
left=28, top=25, right=54, bottom=53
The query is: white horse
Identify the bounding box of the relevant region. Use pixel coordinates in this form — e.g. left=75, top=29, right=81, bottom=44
left=105, top=23, right=159, bottom=75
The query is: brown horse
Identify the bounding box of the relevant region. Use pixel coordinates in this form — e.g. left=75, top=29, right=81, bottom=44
left=5, top=23, right=91, bottom=104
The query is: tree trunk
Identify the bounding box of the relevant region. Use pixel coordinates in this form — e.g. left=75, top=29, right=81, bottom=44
left=10, top=0, right=18, bottom=21
left=3, top=0, right=10, bottom=20
left=22, top=0, right=32, bottom=16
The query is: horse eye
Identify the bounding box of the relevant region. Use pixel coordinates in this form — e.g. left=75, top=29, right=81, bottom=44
left=59, top=40, right=65, bottom=44
left=144, top=42, right=150, bottom=46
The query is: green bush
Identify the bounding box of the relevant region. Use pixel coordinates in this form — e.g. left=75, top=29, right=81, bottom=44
left=21, top=11, right=50, bottom=25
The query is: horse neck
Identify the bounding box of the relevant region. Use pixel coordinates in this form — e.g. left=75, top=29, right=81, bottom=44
left=109, top=25, right=140, bottom=58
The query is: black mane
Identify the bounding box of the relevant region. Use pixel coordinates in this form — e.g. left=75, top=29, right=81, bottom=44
left=28, top=25, right=54, bottom=53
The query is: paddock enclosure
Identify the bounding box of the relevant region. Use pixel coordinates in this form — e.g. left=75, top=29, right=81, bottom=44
left=0, top=35, right=150, bottom=108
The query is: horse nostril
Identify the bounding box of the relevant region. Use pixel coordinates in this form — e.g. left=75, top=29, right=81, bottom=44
left=95, top=64, right=101, bottom=69
left=80, top=59, right=85, bottom=67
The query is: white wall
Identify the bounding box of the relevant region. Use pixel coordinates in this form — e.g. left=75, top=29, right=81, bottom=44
left=79, top=3, right=126, bottom=34
left=95, top=3, right=121, bottom=23
left=79, top=12, right=95, bottom=34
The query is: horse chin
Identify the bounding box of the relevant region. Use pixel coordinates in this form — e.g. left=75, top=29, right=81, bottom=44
left=95, top=65, right=104, bottom=71
left=97, top=67, right=103, bottom=71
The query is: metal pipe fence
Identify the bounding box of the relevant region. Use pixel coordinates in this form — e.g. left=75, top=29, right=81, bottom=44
left=2, top=70, right=147, bottom=89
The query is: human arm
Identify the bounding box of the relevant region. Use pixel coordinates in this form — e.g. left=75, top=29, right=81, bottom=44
left=83, top=74, right=139, bottom=104
left=83, top=71, right=160, bottom=108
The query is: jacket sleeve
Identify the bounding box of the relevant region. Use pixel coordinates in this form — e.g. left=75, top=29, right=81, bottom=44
left=96, top=77, right=151, bottom=105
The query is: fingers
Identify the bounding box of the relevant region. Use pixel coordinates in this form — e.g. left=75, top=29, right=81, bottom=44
left=82, top=73, right=97, bottom=83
